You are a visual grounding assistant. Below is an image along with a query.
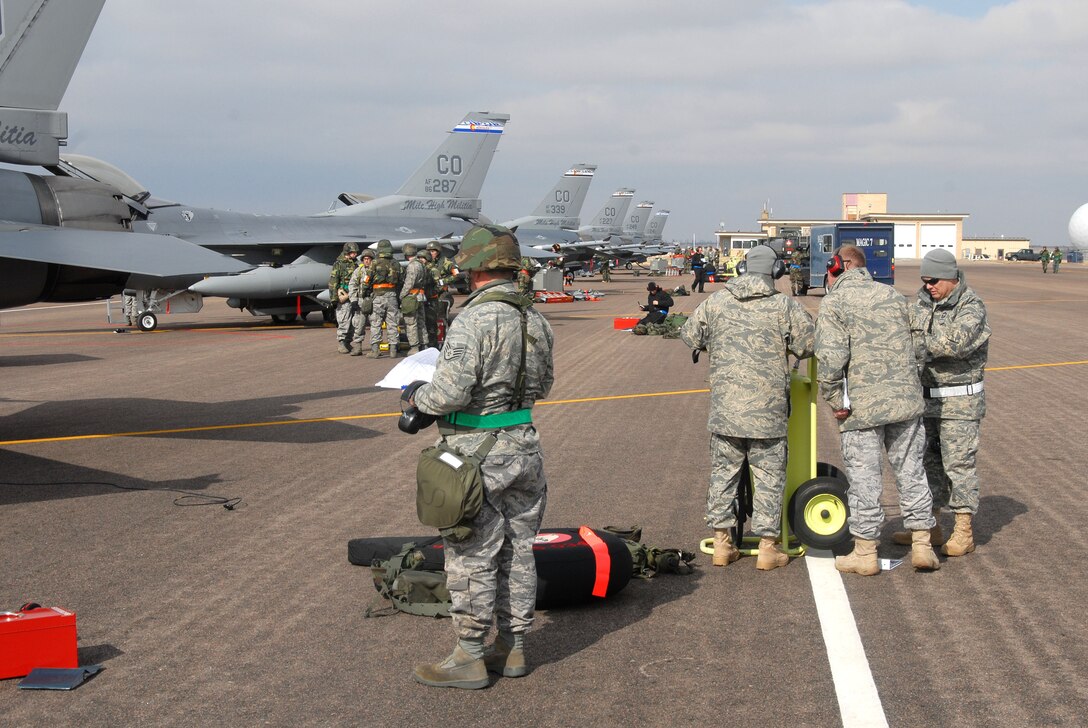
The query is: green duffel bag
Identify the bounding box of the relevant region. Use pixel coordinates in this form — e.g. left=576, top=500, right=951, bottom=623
left=400, top=294, right=419, bottom=315
left=415, top=435, right=496, bottom=542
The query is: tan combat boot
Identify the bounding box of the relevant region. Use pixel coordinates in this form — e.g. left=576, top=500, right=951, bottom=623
left=910, top=530, right=941, bottom=571
left=365, top=345, right=383, bottom=359
left=483, top=635, right=527, bottom=678
left=892, top=510, right=945, bottom=546
left=336, top=340, right=350, bottom=354
left=413, top=644, right=488, bottom=690
left=712, top=529, right=740, bottom=567
left=349, top=343, right=363, bottom=356
left=755, top=536, right=789, bottom=571
left=835, top=538, right=880, bottom=576
left=941, top=513, right=975, bottom=557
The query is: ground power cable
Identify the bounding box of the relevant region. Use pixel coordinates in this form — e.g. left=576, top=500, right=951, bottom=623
left=0, top=481, right=244, bottom=510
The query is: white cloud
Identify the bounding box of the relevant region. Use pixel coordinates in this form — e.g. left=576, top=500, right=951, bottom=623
left=49, top=0, right=1088, bottom=243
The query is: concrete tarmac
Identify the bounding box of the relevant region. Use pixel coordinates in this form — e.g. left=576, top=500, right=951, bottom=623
left=1, top=260, right=1085, bottom=726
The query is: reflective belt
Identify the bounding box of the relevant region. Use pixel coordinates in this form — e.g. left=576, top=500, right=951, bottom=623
left=373, top=283, right=394, bottom=289
left=578, top=526, right=611, bottom=598
left=924, top=382, right=984, bottom=398
left=441, top=409, right=532, bottom=429
left=408, top=288, right=426, bottom=295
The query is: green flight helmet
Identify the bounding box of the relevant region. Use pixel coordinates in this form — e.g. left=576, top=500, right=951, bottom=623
left=454, top=224, right=521, bottom=272
left=376, top=239, right=394, bottom=258
left=402, top=243, right=418, bottom=258
left=426, top=240, right=442, bottom=252
left=343, top=241, right=360, bottom=255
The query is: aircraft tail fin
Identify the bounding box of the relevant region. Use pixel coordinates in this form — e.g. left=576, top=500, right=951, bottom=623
left=587, top=188, right=635, bottom=231
left=530, top=163, right=596, bottom=219
left=644, top=210, right=670, bottom=242
left=0, top=0, right=106, bottom=165
left=622, top=201, right=654, bottom=238
left=395, top=111, right=510, bottom=199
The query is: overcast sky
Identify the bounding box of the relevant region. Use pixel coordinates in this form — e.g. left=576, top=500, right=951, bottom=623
left=51, top=0, right=1088, bottom=245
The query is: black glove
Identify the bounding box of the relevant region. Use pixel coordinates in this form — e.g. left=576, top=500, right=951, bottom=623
left=398, top=381, right=437, bottom=434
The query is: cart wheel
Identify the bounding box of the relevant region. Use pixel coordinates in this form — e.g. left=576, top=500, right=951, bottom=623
left=788, top=476, right=850, bottom=549
left=136, top=311, right=158, bottom=332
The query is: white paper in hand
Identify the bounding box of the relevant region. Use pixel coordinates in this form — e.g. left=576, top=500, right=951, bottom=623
left=375, top=347, right=441, bottom=389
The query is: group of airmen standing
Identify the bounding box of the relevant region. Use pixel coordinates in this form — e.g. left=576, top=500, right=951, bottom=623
left=681, top=244, right=990, bottom=576
left=327, top=239, right=459, bottom=358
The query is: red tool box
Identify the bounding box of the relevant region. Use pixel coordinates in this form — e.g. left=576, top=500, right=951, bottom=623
left=0, top=605, right=78, bottom=679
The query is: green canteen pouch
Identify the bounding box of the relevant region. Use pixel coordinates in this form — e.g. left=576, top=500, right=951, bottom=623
left=416, top=436, right=495, bottom=541
left=400, top=294, right=420, bottom=315
left=359, top=296, right=373, bottom=315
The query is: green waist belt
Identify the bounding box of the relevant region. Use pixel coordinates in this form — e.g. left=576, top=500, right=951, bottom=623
left=442, top=409, right=533, bottom=429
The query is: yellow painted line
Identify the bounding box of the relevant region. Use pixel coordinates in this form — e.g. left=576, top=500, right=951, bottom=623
left=0, top=325, right=307, bottom=339
left=987, top=360, right=1088, bottom=372
left=0, top=388, right=711, bottom=446
left=2, top=364, right=1085, bottom=447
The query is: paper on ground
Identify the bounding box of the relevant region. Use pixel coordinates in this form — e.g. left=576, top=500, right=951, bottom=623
left=375, top=348, right=440, bottom=389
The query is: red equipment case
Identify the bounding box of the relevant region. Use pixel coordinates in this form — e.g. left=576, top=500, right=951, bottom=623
left=0, top=606, right=78, bottom=679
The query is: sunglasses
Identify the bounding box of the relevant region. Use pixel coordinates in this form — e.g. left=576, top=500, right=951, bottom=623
left=921, top=277, right=941, bottom=285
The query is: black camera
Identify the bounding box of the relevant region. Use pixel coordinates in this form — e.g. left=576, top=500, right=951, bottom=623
left=398, top=380, right=437, bottom=434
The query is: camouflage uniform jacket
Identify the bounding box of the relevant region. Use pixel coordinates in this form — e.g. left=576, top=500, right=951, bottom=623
left=427, top=256, right=458, bottom=293
left=328, top=254, right=356, bottom=298
left=348, top=263, right=367, bottom=303
left=815, top=267, right=925, bottom=432
left=362, top=257, right=402, bottom=293
left=401, top=258, right=430, bottom=296
left=415, top=281, right=555, bottom=457
left=516, top=258, right=534, bottom=297
left=680, top=274, right=815, bottom=438
left=910, top=276, right=989, bottom=421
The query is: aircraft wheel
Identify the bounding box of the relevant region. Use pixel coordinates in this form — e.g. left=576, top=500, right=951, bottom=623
left=625, top=262, right=633, bottom=270
left=271, top=313, right=298, bottom=324
left=136, top=311, right=158, bottom=332
left=788, top=477, right=851, bottom=550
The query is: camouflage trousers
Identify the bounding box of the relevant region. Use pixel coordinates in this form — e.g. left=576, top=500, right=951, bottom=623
left=443, top=452, right=547, bottom=640
left=350, top=308, right=369, bottom=348
left=335, top=301, right=356, bottom=343
left=840, top=418, right=936, bottom=540
left=369, top=292, right=400, bottom=347
left=424, top=300, right=438, bottom=349
left=403, top=305, right=426, bottom=351
left=924, top=417, right=981, bottom=514
left=707, top=434, right=787, bottom=536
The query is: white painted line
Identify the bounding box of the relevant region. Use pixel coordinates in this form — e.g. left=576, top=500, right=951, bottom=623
left=805, top=549, right=889, bottom=728
left=1, top=301, right=107, bottom=313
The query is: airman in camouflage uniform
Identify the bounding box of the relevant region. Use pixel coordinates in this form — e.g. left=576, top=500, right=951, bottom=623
left=893, top=250, right=990, bottom=556
left=400, top=243, right=431, bottom=355
left=680, top=245, right=814, bottom=571
left=516, top=257, right=535, bottom=298
left=328, top=241, right=360, bottom=353
left=363, top=239, right=402, bottom=358
left=347, top=250, right=375, bottom=355
left=410, top=224, right=555, bottom=689
left=425, top=240, right=458, bottom=348
left=1051, top=247, right=1063, bottom=273
left=815, top=245, right=940, bottom=575
left=1040, top=247, right=1050, bottom=273
left=600, top=258, right=611, bottom=282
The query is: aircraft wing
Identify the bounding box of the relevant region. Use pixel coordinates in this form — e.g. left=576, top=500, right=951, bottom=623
left=0, top=225, right=252, bottom=277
